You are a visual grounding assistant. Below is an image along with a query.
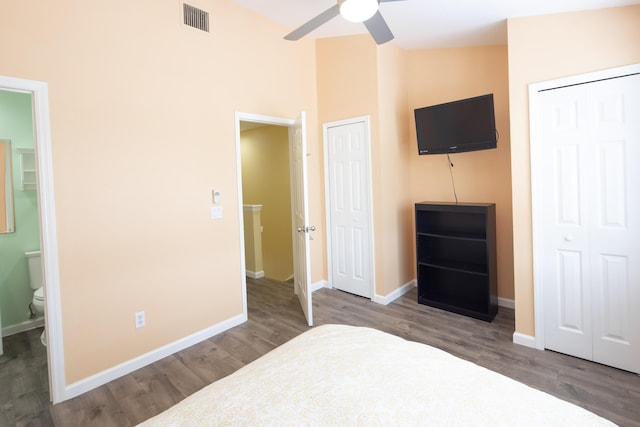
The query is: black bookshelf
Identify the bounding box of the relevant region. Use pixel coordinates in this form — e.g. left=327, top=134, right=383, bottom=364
left=415, top=202, right=497, bottom=322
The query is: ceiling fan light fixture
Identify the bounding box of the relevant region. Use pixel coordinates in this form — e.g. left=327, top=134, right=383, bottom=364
left=340, top=0, right=378, bottom=23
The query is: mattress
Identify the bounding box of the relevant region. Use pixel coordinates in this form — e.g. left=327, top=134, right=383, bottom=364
left=139, top=324, right=615, bottom=426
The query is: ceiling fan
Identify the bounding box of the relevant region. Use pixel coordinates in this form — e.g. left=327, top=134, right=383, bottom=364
left=284, top=0, right=406, bottom=45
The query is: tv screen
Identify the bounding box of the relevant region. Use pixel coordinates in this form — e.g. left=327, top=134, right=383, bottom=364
left=415, top=94, right=497, bottom=155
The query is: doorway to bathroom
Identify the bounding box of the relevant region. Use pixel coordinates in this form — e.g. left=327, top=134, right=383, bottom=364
left=0, top=90, right=43, bottom=349
left=235, top=112, right=314, bottom=327
left=0, top=75, right=64, bottom=403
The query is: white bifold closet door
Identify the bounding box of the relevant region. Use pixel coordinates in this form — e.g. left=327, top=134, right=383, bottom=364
left=535, top=73, right=640, bottom=374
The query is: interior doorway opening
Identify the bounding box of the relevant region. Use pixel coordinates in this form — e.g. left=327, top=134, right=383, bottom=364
left=239, top=122, right=294, bottom=283
left=0, top=75, right=64, bottom=403
left=234, top=112, right=313, bottom=326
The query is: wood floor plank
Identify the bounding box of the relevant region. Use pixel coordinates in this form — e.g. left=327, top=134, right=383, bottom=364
left=0, top=409, right=14, bottom=427
left=172, top=339, right=232, bottom=384
left=152, top=355, right=207, bottom=398
left=132, top=369, right=185, bottom=414
left=49, top=385, right=130, bottom=427
left=106, top=374, right=144, bottom=401
left=211, top=329, right=270, bottom=366
left=4, top=390, right=49, bottom=427
left=181, top=338, right=245, bottom=382
left=116, top=389, right=160, bottom=426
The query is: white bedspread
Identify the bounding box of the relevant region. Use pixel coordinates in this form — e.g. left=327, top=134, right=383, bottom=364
left=139, top=324, right=615, bottom=426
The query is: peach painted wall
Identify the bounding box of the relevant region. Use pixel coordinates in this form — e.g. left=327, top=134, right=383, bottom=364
left=316, top=36, right=414, bottom=297
left=240, top=125, right=294, bottom=281
left=508, top=5, right=640, bottom=336
left=0, top=0, right=319, bottom=385
left=407, top=46, right=514, bottom=301
left=374, top=43, right=414, bottom=295
left=316, top=35, right=379, bottom=124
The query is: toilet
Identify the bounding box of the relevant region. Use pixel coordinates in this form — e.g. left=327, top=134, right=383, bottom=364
left=26, top=250, right=46, bottom=346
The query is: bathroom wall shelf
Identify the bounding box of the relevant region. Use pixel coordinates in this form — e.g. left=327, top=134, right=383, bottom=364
left=16, top=148, right=36, bottom=190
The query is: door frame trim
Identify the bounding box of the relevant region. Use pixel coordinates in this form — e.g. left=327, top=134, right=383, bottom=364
left=234, top=112, right=297, bottom=319
left=529, top=63, right=640, bottom=351
left=322, top=115, right=375, bottom=300
left=0, top=75, right=65, bottom=403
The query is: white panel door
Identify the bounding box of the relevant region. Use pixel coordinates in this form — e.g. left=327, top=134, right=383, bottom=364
left=289, top=113, right=313, bottom=326
left=326, top=120, right=372, bottom=298
left=538, top=84, right=593, bottom=360
left=536, top=73, right=640, bottom=373
left=589, top=75, right=640, bottom=372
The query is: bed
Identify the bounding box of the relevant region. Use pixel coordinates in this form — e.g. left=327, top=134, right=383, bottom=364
left=139, top=324, right=615, bottom=426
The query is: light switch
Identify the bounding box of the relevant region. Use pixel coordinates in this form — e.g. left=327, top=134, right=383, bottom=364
left=212, top=189, right=221, bottom=204
left=210, top=206, right=223, bottom=219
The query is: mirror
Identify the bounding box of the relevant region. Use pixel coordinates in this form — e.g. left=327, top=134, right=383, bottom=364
left=0, top=139, right=14, bottom=233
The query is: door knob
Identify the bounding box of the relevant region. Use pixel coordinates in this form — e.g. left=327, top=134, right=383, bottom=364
left=564, top=235, right=574, bottom=242
left=297, top=226, right=316, bottom=233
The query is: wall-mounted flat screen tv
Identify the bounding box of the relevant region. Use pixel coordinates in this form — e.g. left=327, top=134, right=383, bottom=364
left=415, top=94, right=497, bottom=155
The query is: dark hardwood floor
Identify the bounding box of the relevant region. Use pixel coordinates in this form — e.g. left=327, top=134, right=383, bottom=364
left=1, top=277, right=638, bottom=426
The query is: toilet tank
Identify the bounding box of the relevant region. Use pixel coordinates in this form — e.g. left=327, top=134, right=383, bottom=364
left=25, top=251, right=43, bottom=290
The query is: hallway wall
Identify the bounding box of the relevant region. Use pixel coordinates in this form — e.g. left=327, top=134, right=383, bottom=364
left=241, top=125, right=294, bottom=281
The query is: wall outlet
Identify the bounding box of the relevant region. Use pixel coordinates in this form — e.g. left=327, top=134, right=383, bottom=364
left=135, top=311, right=145, bottom=328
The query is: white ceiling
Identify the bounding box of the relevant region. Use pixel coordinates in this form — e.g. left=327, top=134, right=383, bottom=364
left=230, top=0, right=640, bottom=50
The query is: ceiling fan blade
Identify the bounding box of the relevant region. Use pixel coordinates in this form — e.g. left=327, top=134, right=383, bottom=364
left=364, top=10, right=394, bottom=45
left=284, top=4, right=341, bottom=41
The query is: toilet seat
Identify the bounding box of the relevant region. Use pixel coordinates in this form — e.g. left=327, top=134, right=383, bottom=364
left=34, top=287, right=44, bottom=302
left=33, top=287, right=45, bottom=316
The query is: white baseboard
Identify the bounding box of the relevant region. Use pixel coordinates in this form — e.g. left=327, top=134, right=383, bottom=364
left=373, top=279, right=416, bottom=306
left=246, top=270, right=265, bottom=279
left=2, top=317, right=45, bottom=337
left=63, top=312, right=247, bottom=402
left=513, top=332, right=536, bottom=348
left=311, top=280, right=329, bottom=293
left=498, top=297, right=515, bottom=309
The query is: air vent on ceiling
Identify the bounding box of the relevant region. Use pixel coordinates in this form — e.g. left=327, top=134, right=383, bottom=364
left=183, top=3, right=209, bottom=32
